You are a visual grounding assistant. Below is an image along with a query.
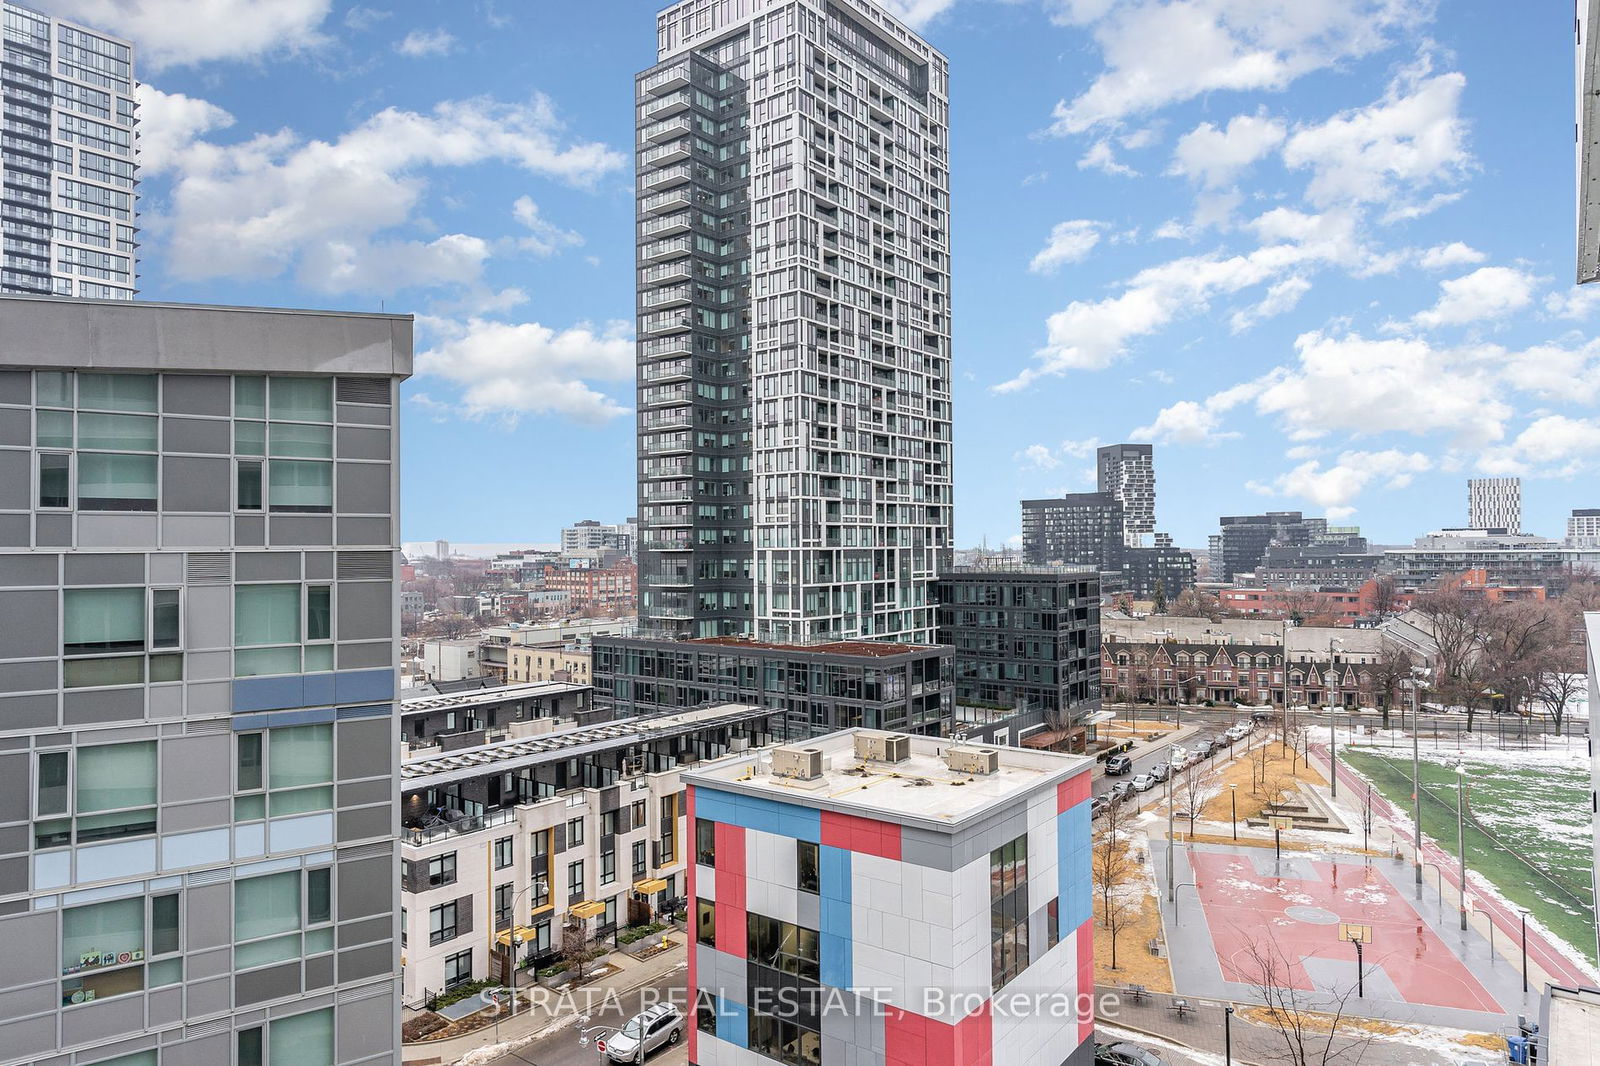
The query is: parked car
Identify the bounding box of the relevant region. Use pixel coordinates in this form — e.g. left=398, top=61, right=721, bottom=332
left=1149, top=762, right=1171, bottom=782
left=1097, top=1041, right=1165, bottom=1066
left=1250, top=709, right=1276, bottom=723
left=1225, top=725, right=1249, bottom=742
left=1236, top=719, right=1257, bottom=734
left=1131, top=773, right=1157, bottom=793
left=1091, top=796, right=1110, bottom=819
left=1194, top=738, right=1216, bottom=758
left=1104, top=753, right=1134, bottom=776
left=1167, top=746, right=1188, bottom=766
left=1109, top=781, right=1137, bottom=803
left=600, top=1003, right=685, bottom=1063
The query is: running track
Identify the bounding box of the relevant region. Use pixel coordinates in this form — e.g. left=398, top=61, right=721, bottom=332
left=1315, top=741, right=1594, bottom=990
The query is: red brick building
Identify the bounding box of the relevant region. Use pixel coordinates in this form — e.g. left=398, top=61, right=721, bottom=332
left=1101, top=640, right=1384, bottom=709
left=541, top=560, right=636, bottom=613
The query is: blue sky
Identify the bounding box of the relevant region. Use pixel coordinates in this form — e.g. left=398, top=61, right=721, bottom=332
left=42, top=0, right=1600, bottom=549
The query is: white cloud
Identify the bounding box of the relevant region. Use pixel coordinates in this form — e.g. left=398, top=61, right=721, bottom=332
left=1046, top=0, right=1427, bottom=135
left=1131, top=380, right=1260, bottom=445
left=1477, top=416, right=1600, bottom=477
left=155, top=94, right=623, bottom=293
left=1411, top=265, right=1536, bottom=328
left=1015, top=444, right=1062, bottom=470
left=1169, top=111, right=1286, bottom=188
left=1078, top=140, right=1138, bottom=177
left=344, top=6, right=390, bottom=31
left=1029, top=220, right=1104, bottom=273
left=1229, top=275, right=1310, bottom=332
left=510, top=196, right=583, bottom=256
left=396, top=28, right=455, bottom=57
left=38, top=0, right=332, bottom=70
left=134, top=85, right=234, bottom=176
left=1544, top=284, right=1600, bottom=319
left=1417, top=241, right=1484, bottom=270
left=875, top=0, right=958, bottom=28
left=1258, top=448, right=1433, bottom=510
left=1495, top=339, right=1600, bottom=405
left=1281, top=58, right=1471, bottom=211
left=416, top=317, right=634, bottom=424
left=1254, top=330, right=1511, bottom=445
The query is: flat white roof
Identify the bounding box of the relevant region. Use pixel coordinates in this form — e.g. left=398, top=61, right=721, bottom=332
left=685, top=729, right=1092, bottom=833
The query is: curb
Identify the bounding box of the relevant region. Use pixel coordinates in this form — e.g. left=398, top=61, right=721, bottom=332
left=1096, top=1012, right=1265, bottom=1066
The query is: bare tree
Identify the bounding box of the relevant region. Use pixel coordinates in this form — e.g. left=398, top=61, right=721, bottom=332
left=1478, top=600, right=1560, bottom=719
left=1091, top=798, right=1141, bottom=972
left=1174, top=760, right=1222, bottom=835
left=1366, top=575, right=1400, bottom=619
left=422, top=613, right=475, bottom=640
left=1171, top=587, right=1223, bottom=621
left=1241, top=936, right=1373, bottom=1066
left=1248, top=732, right=1279, bottom=795
left=1533, top=640, right=1586, bottom=730
left=561, top=916, right=600, bottom=984
left=1413, top=591, right=1488, bottom=730
left=1370, top=644, right=1415, bottom=729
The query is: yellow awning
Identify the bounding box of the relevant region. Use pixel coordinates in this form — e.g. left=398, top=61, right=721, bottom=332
left=569, top=900, right=606, bottom=920
left=495, top=925, right=539, bottom=948
left=633, top=877, right=669, bottom=894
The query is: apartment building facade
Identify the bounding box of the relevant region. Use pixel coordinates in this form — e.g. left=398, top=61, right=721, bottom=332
left=1468, top=476, right=1521, bottom=533
left=686, top=729, right=1095, bottom=1066
left=1208, top=512, right=1327, bottom=582
left=1021, top=493, right=1125, bottom=572
left=1096, top=443, right=1154, bottom=548
left=635, top=0, right=954, bottom=644
left=0, top=3, right=139, bottom=300
left=0, top=297, right=411, bottom=1066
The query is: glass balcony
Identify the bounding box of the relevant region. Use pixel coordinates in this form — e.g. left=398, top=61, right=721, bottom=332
left=639, top=63, right=690, bottom=96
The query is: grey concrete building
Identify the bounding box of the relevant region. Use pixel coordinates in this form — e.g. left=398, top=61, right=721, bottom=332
left=1, top=3, right=139, bottom=300
left=0, top=296, right=410, bottom=1066
left=1208, top=511, right=1328, bottom=582
left=635, top=0, right=953, bottom=644
left=1021, top=492, right=1124, bottom=572
left=1096, top=443, right=1154, bottom=548
left=593, top=633, right=952, bottom=739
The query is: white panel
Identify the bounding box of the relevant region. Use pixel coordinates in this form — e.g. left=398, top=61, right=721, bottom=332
left=235, top=823, right=266, bottom=859
left=34, top=851, right=71, bottom=890
left=161, top=828, right=230, bottom=871
left=268, top=812, right=334, bottom=853
left=696, top=862, right=715, bottom=902
left=76, top=838, right=158, bottom=883
left=989, top=929, right=1084, bottom=1063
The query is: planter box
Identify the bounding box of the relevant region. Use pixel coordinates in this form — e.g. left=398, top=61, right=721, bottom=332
left=619, top=931, right=674, bottom=958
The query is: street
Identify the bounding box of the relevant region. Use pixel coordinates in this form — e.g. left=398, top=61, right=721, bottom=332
left=485, top=972, right=690, bottom=1066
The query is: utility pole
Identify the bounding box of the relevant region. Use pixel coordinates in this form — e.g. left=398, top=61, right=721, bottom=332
left=1456, top=761, right=1468, bottom=931
left=1328, top=637, right=1343, bottom=798
left=1412, top=678, right=1423, bottom=901
left=1167, top=766, right=1177, bottom=903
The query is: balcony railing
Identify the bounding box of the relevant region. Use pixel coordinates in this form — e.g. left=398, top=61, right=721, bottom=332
left=641, top=359, right=692, bottom=382
left=641, top=285, right=692, bottom=309
left=639, top=63, right=690, bottom=96
left=401, top=806, right=517, bottom=846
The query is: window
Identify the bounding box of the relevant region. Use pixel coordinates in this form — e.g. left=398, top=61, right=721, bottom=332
left=696, top=818, right=715, bottom=865
left=62, top=586, right=176, bottom=688
left=427, top=853, right=457, bottom=887
left=149, top=588, right=181, bottom=650
left=990, top=834, right=1030, bottom=990
left=696, top=899, right=716, bottom=946
left=631, top=799, right=647, bottom=829
left=235, top=871, right=302, bottom=968
left=749, top=1011, right=822, bottom=1066
left=237, top=459, right=263, bottom=511
left=233, top=726, right=333, bottom=820
left=429, top=901, right=459, bottom=945
left=443, top=948, right=473, bottom=989
left=567, top=860, right=584, bottom=900
left=269, top=376, right=332, bottom=422
left=601, top=809, right=621, bottom=837
left=632, top=840, right=647, bottom=879
left=600, top=845, right=616, bottom=886
left=35, top=741, right=156, bottom=848
left=566, top=817, right=585, bottom=848
left=746, top=913, right=819, bottom=981
left=77, top=451, right=156, bottom=511
left=495, top=882, right=514, bottom=925
left=38, top=451, right=69, bottom=507
left=696, top=990, right=717, bottom=1035
left=797, top=840, right=819, bottom=894
left=268, top=459, right=332, bottom=513
left=234, top=583, right=302, bottom=676
left=494, top=836, right=514, bottom=870
left=236, top=375, right=266, bottom=418
left=60, top=895, right=145, bottom=1005
left=1047, top=897, right=1060, bottom=951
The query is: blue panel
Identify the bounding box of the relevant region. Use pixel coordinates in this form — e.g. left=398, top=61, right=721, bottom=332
left=718, top=996, right=748, bottom=1049
left=1058, top=805, right=1092, bottom=933
left=819, top=845, right=852, bottom=989
left=692, top=787, right=821, bottom=841
left=232, top=706, right=337, bottom=731
left=334, top=668, right=395, bottom=703
left=232, top=675, right=306, bottom=713
left=303, top=671, right=336, bottom=706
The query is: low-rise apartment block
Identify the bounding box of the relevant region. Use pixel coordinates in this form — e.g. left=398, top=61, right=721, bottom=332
left=686, top=729, right=1095, bottom=1066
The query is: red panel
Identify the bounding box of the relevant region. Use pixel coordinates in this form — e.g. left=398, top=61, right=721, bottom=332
left=1057, top=771, right=1092, bottom=814
left=953, top=1000, right=993, bottom=1066
left=883, top=1007, right=928, bottom=1066
left=887, top=1003, right=992, bottom=1066
left=714, top=822, right=747, bottom=958
left=686, top=788, right=697, bottom=1062
left=1075, top=918, right=1095, bottom=1044
left=820, top=810, right=902, bottom=861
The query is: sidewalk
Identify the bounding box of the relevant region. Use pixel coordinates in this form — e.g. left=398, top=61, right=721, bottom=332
left=402, top=941, right=688, bottom=1066
left=1311, top=740, right=1594, bottom=991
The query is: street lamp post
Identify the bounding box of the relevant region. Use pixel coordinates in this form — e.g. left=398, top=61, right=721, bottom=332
left=1521, top=909, right=1529, bottom=995
left=1328, top=638, right=1344, bottom=798
left=1224, top=1005, right=1234, bottom=1066
left=1229, top=783, right=1238, bottom=842
left=1362, top=784, right=1372, bottom=854
left=1456, top=761, right=1468, bottom=932
left=1410, top=675, right=1424, bottom=901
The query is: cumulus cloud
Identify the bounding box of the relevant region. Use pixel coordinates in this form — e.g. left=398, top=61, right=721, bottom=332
left=153, top=93, right=623, bottom=293
left=1046, top=0, right=1428, bottom=135
left=1411, top=266, right=1537, bottom=328
left=134, top=85, right=235, bottom=176
left=1282, top=58, right=1471, bottom=212
left=1229, top=275, right=1310, bottom=332
left=1015, top=444, right=1062, bottom=470
left=1417, top=241, right=1485, bottom=270
left=396, top=28, right=455, bottom=57
left=1477, top=416, right=1600, bottom=477
left=1169, top=111, right=1286, bottom=188
left=1078, top=140, right=1138, bottom=177
left=1029, top=220, right=1104, bottom=273
left=416, top=317, right=634, bottom=424
left=511, top=196, right=583, bottom=257
left=1131, top=380, right=1261, bottom=445
left=38, top=0, right=332, bottom=70
left=1544, top=284, right=1600, bottom=319
left=1254, top=448, right=1433, bottom=511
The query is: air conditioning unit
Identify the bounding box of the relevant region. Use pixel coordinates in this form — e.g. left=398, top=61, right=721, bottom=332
left=944, top=746, right=999, bottom=776
left=771, top=746, right=824, bottom=781
left=853, top=731, right=912, bottom=764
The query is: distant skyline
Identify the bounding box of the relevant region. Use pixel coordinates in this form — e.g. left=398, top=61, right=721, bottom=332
left=43, top=0, right=1600, bottom=548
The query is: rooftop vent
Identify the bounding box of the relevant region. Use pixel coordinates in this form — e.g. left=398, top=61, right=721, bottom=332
left=943, top=746, right=1000, bottom=776
left=854, top=731, right=911, bottom=764
left=771, top=745, right=824, bottom=782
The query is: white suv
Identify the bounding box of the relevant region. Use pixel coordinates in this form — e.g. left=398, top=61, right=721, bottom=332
left=602, top=1003, right=685, bottom=1063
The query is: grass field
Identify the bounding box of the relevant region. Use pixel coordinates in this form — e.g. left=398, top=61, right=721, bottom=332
left=1342, top=747, right=1596, bottom=965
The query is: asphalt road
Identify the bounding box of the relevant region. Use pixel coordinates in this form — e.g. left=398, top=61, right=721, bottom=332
left=485, top=971, right=690, bottom=1066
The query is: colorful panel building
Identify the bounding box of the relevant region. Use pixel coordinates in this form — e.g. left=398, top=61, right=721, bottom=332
left=684, top=729, right=1095, bottom=1066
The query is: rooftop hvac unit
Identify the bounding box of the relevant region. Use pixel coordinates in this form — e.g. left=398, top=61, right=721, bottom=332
left=771, top=746, right=824, bottom=781
left=853, top=731, right=912, bottom=764
left=944, top=746, right=1000, bottom=775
